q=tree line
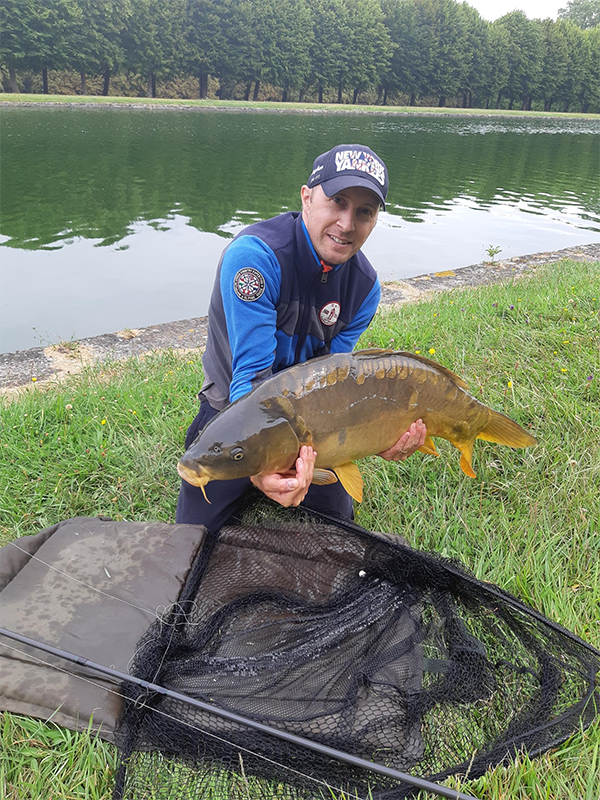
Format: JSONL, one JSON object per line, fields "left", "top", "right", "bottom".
{"left": 1, "top": 0, "right": 599, "bottom": 112}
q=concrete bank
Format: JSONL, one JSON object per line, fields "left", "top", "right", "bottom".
{"left": 1, "top": 242, "right": 598, "bottom": 393}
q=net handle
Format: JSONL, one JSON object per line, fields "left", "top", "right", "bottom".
{"left": 0, "top": 625, "right": 479, "bottom": 800}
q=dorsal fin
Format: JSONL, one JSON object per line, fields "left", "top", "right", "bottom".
{"left": 354, "top": 349, "right": 469, "bottom": 390}
{"left": 353, "top": 347, "right": 396, "bottom": 356}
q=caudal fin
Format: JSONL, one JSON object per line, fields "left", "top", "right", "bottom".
{"left": 478, "top": 410, "right": 537, "bottom": 449}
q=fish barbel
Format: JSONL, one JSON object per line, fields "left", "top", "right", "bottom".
{"left": 177, "top": 349, "right": 537, "bottom": 503}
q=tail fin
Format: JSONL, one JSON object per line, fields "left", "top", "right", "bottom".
{"left": 478, "top": 410, "right": 537, "bottom": 449}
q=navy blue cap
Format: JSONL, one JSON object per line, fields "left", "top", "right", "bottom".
{"left": 307, "top": 144, "right": 389, "bottom": 209}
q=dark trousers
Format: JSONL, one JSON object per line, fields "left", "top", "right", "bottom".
{"left": 175, "top": 400, "right": 354, "bottom": 531}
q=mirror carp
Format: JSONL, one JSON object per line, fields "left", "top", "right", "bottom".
{"left": 177, "top": 349, "right": 537, "bottom": 503}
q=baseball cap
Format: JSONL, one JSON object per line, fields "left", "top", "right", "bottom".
{"left": 306, "top": 144, "right": 389, "bottom": 209}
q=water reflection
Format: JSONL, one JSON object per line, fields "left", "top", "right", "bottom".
{"left": 1, "top": 107, "right": 598, "bottom": 353}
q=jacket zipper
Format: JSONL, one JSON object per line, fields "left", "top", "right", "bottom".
{"left": 294, "top": 262, "right": 333, "bottom": 364}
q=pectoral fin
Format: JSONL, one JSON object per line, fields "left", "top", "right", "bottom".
{"left": 263, "top": 396, "right": 311, "bottom": 444}
{"left": 311, "top": 468, "right": 338, "bottom": 486}
{"left": 418, "top": 436, "right": 440, "bottom": 457}
{"left": 333, "top": 462, "right": 364, "bottom": 503}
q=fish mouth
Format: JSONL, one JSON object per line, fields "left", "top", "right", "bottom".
{"left": 177, "top": 461, "right": 211, "bottom": 503}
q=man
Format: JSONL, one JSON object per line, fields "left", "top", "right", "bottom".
{"left": 176, "top": 144, "right": 426, "bottom": 530}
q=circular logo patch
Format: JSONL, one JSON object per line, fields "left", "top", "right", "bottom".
{"left": 319, "top": 301, "right": 341, "bottom": 327}
{"left": 233, "top": 268, "right": 265, "bottom": 302}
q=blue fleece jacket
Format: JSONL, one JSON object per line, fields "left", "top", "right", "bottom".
{"left": 200, "top": 211, "right": 380, "bottom": 409}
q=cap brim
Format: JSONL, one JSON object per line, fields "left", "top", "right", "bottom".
{"left": 320, "top": 175, "right": 386, "bottom": 210}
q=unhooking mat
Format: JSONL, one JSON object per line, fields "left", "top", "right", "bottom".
{"left": 0, "top": 516, "right": 206, "bottom": 740}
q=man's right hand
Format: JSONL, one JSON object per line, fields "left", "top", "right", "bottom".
{"left": 250, "top": 445, "right": 317, "bottom": 507}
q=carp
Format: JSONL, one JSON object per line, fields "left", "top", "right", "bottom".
{"left": 177, "top": 349, "right": 537, "bottom": 503}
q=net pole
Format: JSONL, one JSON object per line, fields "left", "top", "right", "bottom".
{"left": 0, "top": 625, "right": 479, "bottom": 800}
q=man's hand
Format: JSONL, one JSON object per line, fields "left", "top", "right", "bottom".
{"left": 377, "top": 419, "right": 427, "bottom": 462}
{"left": 250, "top": 445, "right": 317, "bottom": 507}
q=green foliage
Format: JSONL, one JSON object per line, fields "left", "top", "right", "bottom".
{"left": 0, "top": 713, "right": 117, "bottom": 799}
{"left": 184, "top": 0, "right": 230, "bottom": 95}
{"left": 69, "top": 0, "right": 130, "bottom": 79}
{"left": 485, "top": 244, "right": 502, "bottom": 261}
{"left": 251, "top": 0, "right": 313, "bottom": 99}
{"left": 0, "top": 0, "right": 598, "bottom": 109}
{"left": 559, "top": 0, "right": 600, "bottom": 28}
{"left": 308, "top": 0, "right": 347, "bottom": 99}
{"left": 335, "top": 0, "right": 392, "bottom": 102}
{"left": 493, "top": 11, "right": 545, "bottom": 109}
{"left": 124, "top": 0, "right": 187, "bottom": 95}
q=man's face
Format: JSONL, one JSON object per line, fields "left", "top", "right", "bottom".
{"left": 300, "top": 184, "right": 380, "bottom": 266}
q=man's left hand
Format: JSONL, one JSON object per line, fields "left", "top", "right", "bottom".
{"left": 377, "top": 419, "right": 427, "bottom": 462}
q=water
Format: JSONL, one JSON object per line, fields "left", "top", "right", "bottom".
{"left": 1, "top": 106, "right": 598, "bottom": 354}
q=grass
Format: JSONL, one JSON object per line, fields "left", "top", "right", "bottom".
{"left": 0, "top": 713, "right": 117, "bottom": 799}
{"left": 0, "top": 258, "right": 598, "bottom": 798}
{"left": 1, "top": 92, "right": 598, "bottom": 119}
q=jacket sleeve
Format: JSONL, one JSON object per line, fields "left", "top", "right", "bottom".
{"left": 329, "top": 278, "right": 381, "bottom": 354}
{"left": 219, "top": 235, "right": 282, "bottom": 403}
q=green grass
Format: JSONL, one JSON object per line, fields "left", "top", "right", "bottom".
{"left": 1, "top": 92, "right": 597, "bottom": 119}
{"left": 0, "top": 713, "right": 117, "bottom": 799}
{"left": 1, "top": 258, "right": 598, "bottom": 798}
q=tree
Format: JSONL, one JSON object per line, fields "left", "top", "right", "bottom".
{"left": 307, "top": 0, "right": 346, "bottom": 102}
{"left": 206, "top": 0, "right": 261, "bottom": 100}
{"left": 184, "top": 0, "right": 230, "bottom": 98}
{"left": 380, "top": 0, "right": 433, "bottom": 105}
{"left": 249, "top": 0, "right": 313, "bottom": 102}
{"left": 535, "top": 16, "right": 592, "bottom": 112}
{"left": 0, "top": 0, "right": 80, "bottom": 93}
{"left": 0, "top": 0, "right": 39, "bottom": 91}
{"left": 455, "top": 2, "right": 490, "bottom": 108}
{"left": 578, "top": 24, "right": 600, "bottom": 111}
{"left": 486, "top": 22, "right": 510, "bottom": 108}
{"left": 68, "top": 0, "right": 130, "bottom": 95}
{"left": 558, "top": 0, "right": 600, "bottom": 28}
{"left": 493, "top": 11, "right": 544, "bottom": 110}
{"left": 539, "top": 19, "right": 573, "bottom": 110}
{"left": 124, "top": 0, "right": 186, "bottom": 97}
{"left": 39, "top": 0, "right": 82, "bottom": 93}
{"left": 334, "top": 0, "right": 392, "bottom": 104}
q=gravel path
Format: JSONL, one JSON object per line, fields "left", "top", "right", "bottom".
{"left": 2, "top": 242, "right": 598, "bottom": 393}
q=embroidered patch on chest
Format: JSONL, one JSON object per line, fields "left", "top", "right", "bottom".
{"left": 233, "top": 268, "right": 266, "bottom": 301}
{"left": 320, "top": 301, "right": 341, "bottom": 326}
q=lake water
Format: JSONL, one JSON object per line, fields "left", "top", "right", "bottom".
{"left": 1, "top": 106, "right": 599, "bottom": 354}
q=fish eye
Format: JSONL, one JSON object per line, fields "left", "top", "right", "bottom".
{"left": 230, "top": 447, "right": 245, "bottom": 461}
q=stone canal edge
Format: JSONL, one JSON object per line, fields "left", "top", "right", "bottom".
{"left": 2, "top": 242, "right": 599, "bottom": 394}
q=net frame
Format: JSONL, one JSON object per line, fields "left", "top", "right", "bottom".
{"left": 110, "top": 501, "right": 599, "bottom": 799}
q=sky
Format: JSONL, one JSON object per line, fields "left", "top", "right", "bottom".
{"left": 466, "top": 0, "right": 564, "bottom": 21}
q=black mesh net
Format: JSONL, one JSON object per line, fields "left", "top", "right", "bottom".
{"left": 113, "top": 498, "right": 600, "bottom": 799}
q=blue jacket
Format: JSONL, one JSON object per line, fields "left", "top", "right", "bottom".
{"left": 201, "top": 211, "right": 380, "bottom": 409}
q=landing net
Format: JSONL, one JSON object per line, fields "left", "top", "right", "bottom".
{"left": 113, "top": 500, "right": 599, "bottom": 799}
